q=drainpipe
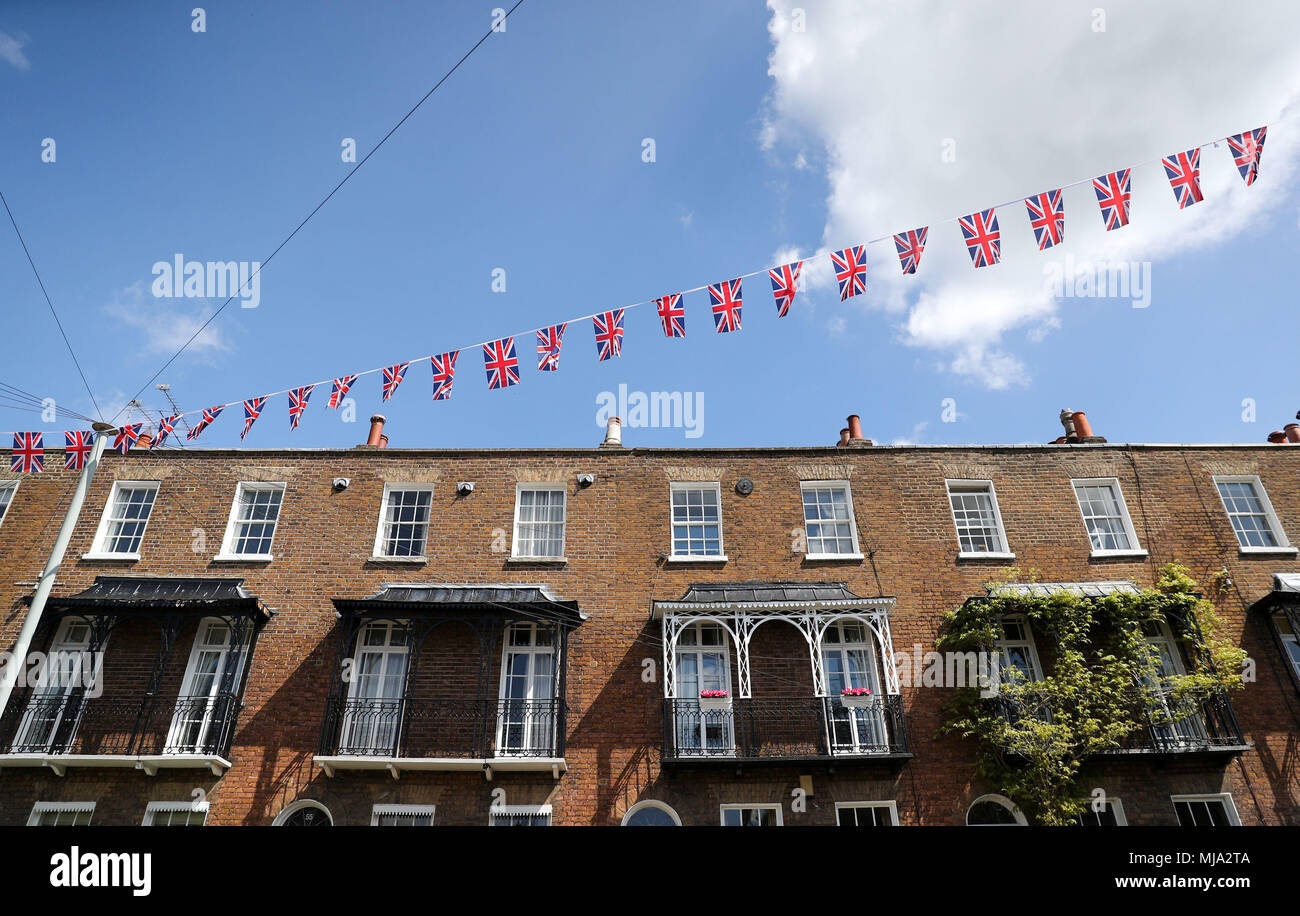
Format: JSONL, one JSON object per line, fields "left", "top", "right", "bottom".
{"left": 0, "top": 421, "right": 113, "bottom": 723}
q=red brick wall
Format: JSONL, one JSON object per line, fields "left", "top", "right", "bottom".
{"left": 0, "top": 442, "right": 1297, "bottom": 826}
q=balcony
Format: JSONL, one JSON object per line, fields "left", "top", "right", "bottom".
{"left": 319, "top": 697, "right": 562, "bottom": 764}
{"left": 0, "top": 692, "right": 240, "bottom": 776}
{"left": 662, "top": 695, "right": 911, "bottom": 765}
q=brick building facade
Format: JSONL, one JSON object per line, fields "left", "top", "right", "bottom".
{"left": 0, "top": 420, "right": 1297, "bottom": 826}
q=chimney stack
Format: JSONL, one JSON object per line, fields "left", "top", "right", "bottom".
{"left": 600, "top": 416, "right": 623, "bottom": 448}
{"left": 365, "top": 414, "right": 387, "bottom": 448}
{"left": 1055, "top": 409, "right": 1105, "bottom": 444}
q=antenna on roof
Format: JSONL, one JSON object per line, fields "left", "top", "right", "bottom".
{"left": 155, "top": 384, "right": 192, "bottom": 431}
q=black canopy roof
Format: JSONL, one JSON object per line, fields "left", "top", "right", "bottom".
{"left": 36, "top": 576, "right": 267, "bottom": 619}
{"left": 333, "top": 584, "right": 585, "bottom": 626}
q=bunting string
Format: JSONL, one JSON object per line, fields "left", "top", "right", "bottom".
{"left": 1, "top": 126, "right": 1269, "bottom": 463}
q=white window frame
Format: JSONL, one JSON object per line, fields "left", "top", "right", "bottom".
{"left": 668, "top": 482, "right": 726, "bottom": 561}
{"left": 272, "top": 799, "right": 333, "bottom": 826}
{"left": 834, "top": 801, "right": 898, "bottom": 826}
{"left": 215, "top": 481, "right": 286, "bottom": 561}
{"left": 620, "top": 800, "right": 682, "bottom": 826}
{"left": 1212, "top": 475, "right": 1294, "bottom": 554}
{"left": 0, "top": 480, "right": 18, "bottom": 527}
{"left": 1074, "top": 797, "right": 1127, "bottom": 826}
{"left": 1276, "top": 614, "right": 1300, "bottom": 684}
{"left": 719, "top": 803, "right": 783, "bottom": 826}
{"left": 495, "top": 622, "right": 558, "bottom": 757}
{"left": 1171, "top": 793, "right": 1241, "bottom": 826}
{"left": 1071, "top": 477, "right": 1145, "bottom": 557}
{"left": 800, "top": 480, "right": 864, "bottom": 560}
{"left": 165, "top": 618, "right": 248, "bottom": 754}
{"left": 994, "top": 615, "right": 1044, "bottom": 684}
{"left": 371, "top": 804, "right": 437, "bottom": 826}
{"left": 142, "top": 801, "right": 209, "bottom": 826}
{"left": 488, "top": 804, "right": 552, "bottom": 826}
{"left": 945, "top": 479, "right": 1014, "bottom": 559}
{"left": 27, "top": 801, "right": 95, "bottom": 826}
{"left": 965, "top": 794, "right": 1027, "bottom": 826}
{"left": 371, "top": 484, "right": 435, "bottom": 561}
{"left": 85, "top": 480, "right": 160, "bottom": 560}
{"left": 510, "top": 483, "right": 567, "bottom": 560}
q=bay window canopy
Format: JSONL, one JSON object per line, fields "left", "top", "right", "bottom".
{"left": 33, "top": 575, "right": 268, "bottom": 620}
{"left": 332, "top": 583, "right": 585, "bottom": 627}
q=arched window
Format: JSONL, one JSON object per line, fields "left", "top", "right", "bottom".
{"left": 274, "top": 799, "right": 333, "bottom": 826}
{"left": 965, "top": 794, "right": 1026, "bottom": 826}
{"left": 621, "top": 800, "right": 682, "bottom": 826}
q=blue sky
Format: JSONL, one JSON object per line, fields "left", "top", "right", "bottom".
{"left": 2, "top": 1, "right": 1298, "bottom": 450}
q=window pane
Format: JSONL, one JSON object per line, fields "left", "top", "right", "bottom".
{"left": 103, "top": 486, "right": 157, "bottom": 554}
{"left": 949, "top": 485, "right": 1005, "bottom": 553}
{"left": 380, "top": 490, "right": 432, "bottom": 556}
{"left": 672, "top": 487, "right": 723, "bottom": 556}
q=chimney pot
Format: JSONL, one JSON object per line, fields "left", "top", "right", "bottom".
{"left": 847, "top": 415, "right": 865, "bottom": 441}
{"left": 1268, "top": 431, "right": 1288, "bottom": 444}
{"left": 135, "top": 432, "right": 153, "bottom": 449}
{"left": 600, "top": 416, "right": 623, "bottom": 448}
{"left": 1071, "top": 410, "right": 1094, "bottom": 439}
{"left": 1285, "top": 423, "right": 1300, "bottom": 444}
{"left": 836, "top": 428, "right": 851, "bottom": 447}
{"left": 366, "top": 414, "right": 387, "bottom": 447}
{"left": 1059, "top": 409, "right": 1076, "bottom": 438}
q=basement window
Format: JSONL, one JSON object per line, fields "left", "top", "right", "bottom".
{"left": 28, "top": 802, "right": 94, "bottom": 826}
{"left": 835, "top": 802, "right": 897, "bottom": 826}
{"left": 372, "top": 804, "right": 436, "bottom": 826}
{"left": 489, "top": 804, "right": 551, "bottom": 826}
{"left": 1172, "top": 794, "right": 1240, "bottom": 826}
{"left": 720, "top": 804, "right": 783, "bottom": 826}
{"left": 143, "top": 801, "right": 209, "bottom": 826}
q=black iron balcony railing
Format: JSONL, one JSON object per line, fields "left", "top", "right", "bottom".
{"left": 662, "top": 695, "right": 910, "bottom": 763}
{"left": 318, "top": 696, "right": 564, "bottom": 759}
{"left": 0, "top": 692, "right": 240, "bottom": 757}
{"left": 993, "top": 686, "right": 1246, "bottom": 755}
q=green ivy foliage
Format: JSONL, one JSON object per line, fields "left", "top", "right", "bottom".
{"left": 937, "top": 564, "right": 1246, "bottom": 825}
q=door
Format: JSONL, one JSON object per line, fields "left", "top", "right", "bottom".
{"left": 165, "top": 619, "right": 246, "bottom": 754}
{"left": 674, "top": 622, "right": 734, "bottom": 755}
{"left": 339, "top": 622, "right": 409, "bottom": 755}
{"left": 496, "top": 623, "right": 557, "bottom": 756}
{"left": 1142, "top": 620, "right": 1207, "bottom": 747}
{"left": 821, "top": 620, "right": 887, "bottom": 753}
{"left": 13, "top": 618, "right": 96, "bottom": 752}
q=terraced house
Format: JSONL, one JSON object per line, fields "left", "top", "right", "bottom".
{"left": 0, "top": 412, "right": 1297, "bottom": 826}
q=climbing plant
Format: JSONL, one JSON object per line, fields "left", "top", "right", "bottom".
{"left": 937, "top": 564, "right": 1246, "bottom": 826}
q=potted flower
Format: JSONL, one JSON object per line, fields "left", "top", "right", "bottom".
{"left": 699, "top": 689, "right": 731, "bottom": 711}
{"left": 840, "top": 686, "right": 873, "bottom": 708}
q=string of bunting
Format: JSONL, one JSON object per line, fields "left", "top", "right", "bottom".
{"left": 5, "top": 126, "right": 1268, "bottom": 472}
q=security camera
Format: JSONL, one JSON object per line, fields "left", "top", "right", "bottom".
{"left": 332, "top": 478, "right": 350, "bottom": 491}
{"left": 457, "top": 481, "right": 475, "bottom": 496}
{"left": 577, "top": 474, "right": 595, "bottom": 488}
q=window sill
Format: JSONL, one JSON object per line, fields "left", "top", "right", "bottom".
{"left": 803, "top": 552, "right": 865, "bottom": 562}
{"left": 505, "top": 556, "right": 568, "bottom": 565}
{"left": 81, "top": 552, "right": 140, "bottom": 562}
{"left": 957, "top": 551, "right": 1016, "bottom": 561}
{"left": 1089, "top": 549, "right": 1149, "bottom": 559}
{"left": 1238, "top": 546, "right": 1299, "bottom": 557}
{"left": 665, "top": 554, "right": 728, "bottom": 564}
{"left": 367, "top": 555, "right": 428, "bottom": 565}
{"left": 212, "top": 553, "right": 274, "bottom": 563}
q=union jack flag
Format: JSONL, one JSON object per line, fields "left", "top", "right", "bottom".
{"left": 288, "top": 385, "right": 314, "bottom": 430}
{"left": 64, "top": 431, "right": 93, "bottom": 471}
{"left": 708, "top": 279, "right": 743, "bottom": 333}
{"left": 241, "top": 397, "right": 265, "bottom": 440}
{"left": 483, "top": 338, "right": 520, "bottom": 390}
{"left": 1162, "top": 149, "right": 1203, "bottom": 209}
{"left": 1227, "top": 127, "right": 1266, "bottom": 186}
{"left": 593, "top": 310, "right": 626, "bottom": 360}
{"left": 1024, "top": 191, "right": 1064, "bottom": 250}
{"left": 11, "top": 432, "right": 43, "bottom": 473}
{"left": 382, "top": 363, "right": 409, "bottom": 401}
{"left": 152, "top": 414, "right": 178, "bottom": 449}
{"left": 431, "top": 351, "right": 458, "bottom": 400}
{"left": 892, "top": 228, "right": 928, "bottom": 275}
{"left": 112, "top": 423, "right": 141, "bottom": 455}
{"left": 536, "top": 323, "right": 567, "bottom": 371}
{"left": 186, "top": 405, "right": 225, "bottom": 441}
{"left": 830, "top": 246, "right": 867, "bottom": 300}
{"left": 1093, "top": 169, "right": 1131, "bottom": 230}
{"left": 655, "top": 294, "right": 685, "bottom": 338}
{"left": 768, "top": 262, "right": 801, "bottom": 317}
{"left": 959, "top": 208, "right": 1001, "bottom": 268}
{"left": 328, "top": 374, "right": 358, "bottom": 409}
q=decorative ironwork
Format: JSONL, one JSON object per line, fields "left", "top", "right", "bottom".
{"left": 320, "top": 696, "right": 562, "bottom": 758}
{"left": 662, "top": 695, "right": 909, "bottom": 762}
{"left": 0, "top": 691, "right": 240, "bottom": 757}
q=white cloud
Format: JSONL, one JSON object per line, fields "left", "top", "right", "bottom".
{"left": 0, "top": 31, "right": 30, "bottom": 70}
{"left": 105, "top": 281, "right": 230, "bottom": 360}
{"left": 763, "top": 0, "right": 1300, "bottom": 387}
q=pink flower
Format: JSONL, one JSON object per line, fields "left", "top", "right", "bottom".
{"left": 841, "top": 687, "right": 873, "bottom": 696}
{"left": 700, "top": 689, "right": 729, "bottom": 698}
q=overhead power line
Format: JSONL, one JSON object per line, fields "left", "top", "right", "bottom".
{"left": 111, "top": 0, "right": 529, "bottom": 423}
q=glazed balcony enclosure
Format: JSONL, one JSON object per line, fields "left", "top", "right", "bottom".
{"left": 0, "top": 577, "right": 266, "bottom": 776}
{"left": 315, "top": 585, "right": 584, "bottom": 779}
{"left": 656, "top": 582, "right": 911, "bottom": 766}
